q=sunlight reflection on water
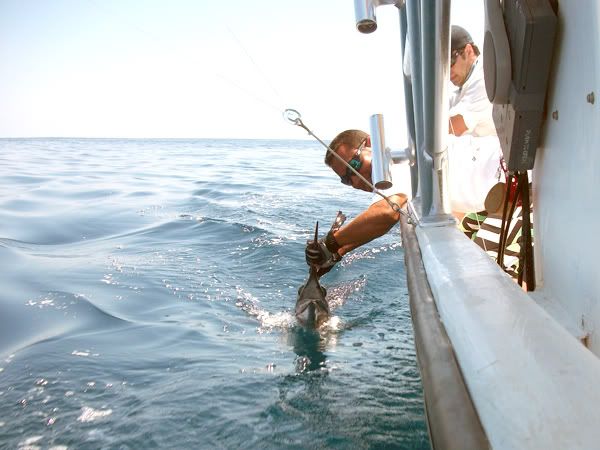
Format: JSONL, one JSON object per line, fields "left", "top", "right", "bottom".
{"left": 0, "top": 138, "right": 428, "bottom": 449}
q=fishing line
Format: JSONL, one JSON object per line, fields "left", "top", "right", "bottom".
{"left": 215, "top": 72, "right": 283, "bottom": 113}
{"left": 225, "top": 25, "right": 285, "bottom": 109}
{"left": 225, "top": 26, "right": 409, "bottom": 222}
{"left": 84, "top": 1, "right": 409, "bottom": 223}
{"left": 283, "top": 109, "right": 410, "bottom": 221}
{"left": 86, "top": 0, "right": 287, "bottom": 116}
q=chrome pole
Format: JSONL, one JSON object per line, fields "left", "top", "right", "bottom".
{"left": 369, "top": 114, "right": 393, "bottom": 189}
{"left": 405, "top": 0, "right": 433, "bottom": 217}
{"left": 420, "top": 0, "right": 453, "bottom": 220}
{"left": 354, "top": 0, "right": 403, "bottom": 34}
{"left": 397, "top": 2, "right": 419, "bottom": 198}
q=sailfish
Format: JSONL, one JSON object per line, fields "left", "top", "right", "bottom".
{"left": 295, "top": 222, "right": 330, "bottom": 328}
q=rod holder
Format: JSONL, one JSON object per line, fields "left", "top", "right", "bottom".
{"left": 391, "top": 148, "right": 410, "bottom": 164}
{"left": 369, "top": 114, "right": 393, "bottom": 190}
{"left": 354, "top": 0, "right": 401, "bottom": 34}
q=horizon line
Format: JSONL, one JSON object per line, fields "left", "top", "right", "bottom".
{"left": 0, "top": 136, "right": 317, "bottom": 141}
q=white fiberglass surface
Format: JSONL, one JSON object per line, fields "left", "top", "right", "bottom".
{"left": 417, "top": 225, "right": 600, "bottom": 450}
{"left": 534, "top": 0, "right": 600, "bottom": 354}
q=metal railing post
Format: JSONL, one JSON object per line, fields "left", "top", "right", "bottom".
{"left": 420, "top": 0, "right": 453, "bottom": 222}
{"left": 405, "top": 0, "right": 433, "bottom": 217}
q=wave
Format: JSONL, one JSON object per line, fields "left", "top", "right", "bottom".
{"left": 103, "top": 215, "right": 269, "bottom": 247}
{"left": 0, "top": 290, "right": 130, "bottom": 357}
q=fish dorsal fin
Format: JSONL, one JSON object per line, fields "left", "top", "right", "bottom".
{"left": 309, "top": 221, "right": 320, "bottom": 276}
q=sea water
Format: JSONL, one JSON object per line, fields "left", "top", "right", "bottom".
{"left": 0, "top": 138, "right": 429, "bottom": 449}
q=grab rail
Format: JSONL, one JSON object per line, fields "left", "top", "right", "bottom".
{"left": 357, "top": 0, "right": 454, "bottom": 223}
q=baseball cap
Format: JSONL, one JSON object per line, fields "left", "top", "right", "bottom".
{"left": 451, "top": 25, "right": 473, "bottom": 52}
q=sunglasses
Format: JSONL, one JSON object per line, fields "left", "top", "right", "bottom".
{"left": 340, "top": 138, "right": 367, "bottom": 185}
{"left": 450, "top": 47, "right": 466, "bottom": 66}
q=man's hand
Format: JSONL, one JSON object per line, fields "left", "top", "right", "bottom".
{"left": 449, "top": 114, "right": 467, "bottom": 136}
{"left": 305, "top": 239, "right": 340, "bottom": 277}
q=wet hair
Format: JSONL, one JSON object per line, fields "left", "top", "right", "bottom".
{"left": 325, "top": 129, "right": 368, "bottom": 166}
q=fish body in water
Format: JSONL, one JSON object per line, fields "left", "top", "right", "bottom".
{"left": 296, "top": 221, "right": 331, "bottom": 328}
{"left": 295, "top": 265, "right": 329, "bottom": 328}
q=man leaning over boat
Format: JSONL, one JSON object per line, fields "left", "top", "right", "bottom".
{"left": 305, "top": 130, "right": 412, "bottom": 277}
{"left": 306, "top": 25, "right": 530, "bottom": 282}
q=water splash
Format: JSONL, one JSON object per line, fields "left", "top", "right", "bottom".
{"left": 77, "top": 406, "right": 113, "bottom": 423}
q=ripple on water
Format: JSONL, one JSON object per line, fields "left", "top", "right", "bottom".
{"left": 0, "top": 139, "right": 427, "bottom": 449}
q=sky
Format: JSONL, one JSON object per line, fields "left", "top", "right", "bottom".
{"left": 0, "top": 0, "right": 483, "bottom": 143}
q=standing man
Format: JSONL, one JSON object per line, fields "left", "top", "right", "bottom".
{"left": 447, "top": 25, "right": 528, "bottom": 281}
{"left": 446, "top": 25, "right": 503, "bottom": 217}
{"left": 305, "top": 130, "right": 412, "bottom": 277}
{"left": 448, "top": 25, "right": 496, "bottom": 138}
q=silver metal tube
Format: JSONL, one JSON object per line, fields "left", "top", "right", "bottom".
{"left": 369, "top": 114, "right": 393, "bottom": 189}
{"left": 391, "top": 148, "right": 410, "bottom": 164}
{"left": 354, "top": 0, "right": 378, "bottom": 33}
{"left": 354, "top": 0, "right": 403, "bottom": 34}
{"left": 432, "top": 0, "right": 452, "bottom": 216}
{"left": 398, "top": 3, "right": 419, "bottom": 198}
{"left": 420, "top": 0, "right": 452, "bottom": 218}
{"left": 431, "top": 1, "right": 450, "bottom": 161}
{"left": 406, "top": 0, "right": 433, "bottom": 216}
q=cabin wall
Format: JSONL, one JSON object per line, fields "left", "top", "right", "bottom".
{"left": 534, "top": 0, "right": 600, "bottom": 355}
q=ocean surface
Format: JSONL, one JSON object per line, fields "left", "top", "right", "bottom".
{"left": 0, "top": 138, "right": 429, "bottom": 449}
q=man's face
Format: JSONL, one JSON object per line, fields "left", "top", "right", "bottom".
{"left": 330, "top": 142, "right": 372, "bottom": 192}
{"left": 449, "top": 45, "right": 472, "bottom": 87}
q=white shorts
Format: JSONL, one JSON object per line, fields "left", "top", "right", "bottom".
{"left": 447, "top": 135, "right": 503, "bottom": 213}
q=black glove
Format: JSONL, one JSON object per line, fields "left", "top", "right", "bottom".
{"left": 305, "top": 211, "right": 345, "bottom": 277}
{"left": 305, "top": 236, "right": 341, "bottom": 277}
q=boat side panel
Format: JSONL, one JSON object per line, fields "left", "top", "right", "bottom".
{"left": 534, "top": 0, "right": 600, "bottom": 353}
{"left": 416, "top": 224, "right": 600, "bottom": 450}
{"left": 400, "top": 216, "right": 490, "bottom": 450}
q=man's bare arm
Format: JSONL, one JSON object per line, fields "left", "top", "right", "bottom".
{"left": 332, "top": 194, "right": 407, "bottom": 257}
{"left": 449, "top": 114, "right": 468, "bottom": 136}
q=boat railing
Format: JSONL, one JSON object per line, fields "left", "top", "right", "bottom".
{"left": 354, "top": 2, "right": 491, "bottom": 449}
{"left": 356, "top": 0, "right": 454, "bottom": 225}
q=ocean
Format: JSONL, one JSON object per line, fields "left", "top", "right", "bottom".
{"left": 0, "top": 138, "right": 429, "bottom": 449}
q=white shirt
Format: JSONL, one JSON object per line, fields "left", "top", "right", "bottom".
{"left": 370, "top": 162, "right": 412, "bottom": 205}
{"left": 448, "top": 56, "right": 503, "bottom": 212}
{"left": 448, "top": 57, "right": 496, "bottom": 138}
